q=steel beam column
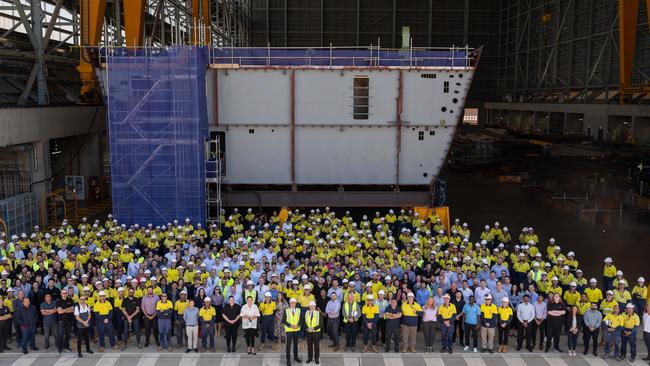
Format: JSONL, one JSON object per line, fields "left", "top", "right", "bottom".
{"left": 124, "top": 0, "right": 145, "bottom": 47}
{"left": 618, "top": 0, "right": 639, "bottom": 102}
{"left": 192, "top": 0, "right": 211, "bottom": 45}
{"left": 30, "top": 0, "right": 48, "bottom": 105}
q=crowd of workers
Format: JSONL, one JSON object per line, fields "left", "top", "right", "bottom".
{"left": 0, "top": 208, "right": 648, "bottom": 366}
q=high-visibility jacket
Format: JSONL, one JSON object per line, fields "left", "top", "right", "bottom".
{"left": 284, "top": 308, "right": 301, "bottom": 332}
{"left": 342, "top": 302, "right": 359, "bottom": 323}
{"left": 304, "top": 310, "right": 321, "bottom": 332}
{"left": 244, "top": 289, "right": 257, "bottom": 303}
{"left": 531, "top": 270, "right": 543, "bottom": 283}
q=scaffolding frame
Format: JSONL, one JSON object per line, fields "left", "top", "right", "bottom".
{"left": 205, "top": 134, "right": 222, "bottom": 227}
{"left": 497, "top": 0, "right": 650, "bottom": 104}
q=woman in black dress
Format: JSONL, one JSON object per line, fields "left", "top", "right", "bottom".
{"left": 222, "top": 296, "right": 241, "bottom": 352}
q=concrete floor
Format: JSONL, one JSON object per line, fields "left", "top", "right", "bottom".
{"left": 2, "top": 349, "right": 649, "bottom": 366}
{"left": 3, "top": 328, "right": 648, "bottom": 366}
{"left": 443, "top": 169, "right": 650, "bottom": 281}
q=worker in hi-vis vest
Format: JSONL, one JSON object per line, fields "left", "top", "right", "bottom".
{"left": 282, "top": 298, "right": 302, "bottom": 366}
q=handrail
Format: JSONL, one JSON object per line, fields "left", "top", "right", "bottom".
{"left": 210, "top": 46, "right": 477, "bottom": 69}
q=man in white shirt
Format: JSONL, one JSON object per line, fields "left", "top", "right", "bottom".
{"left": 516, "top": 294, "right": 535, "bottom": 352}
{"left": 474, "top": 280, "right": 491, "bottom": 305}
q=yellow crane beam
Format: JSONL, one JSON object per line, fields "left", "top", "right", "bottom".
{"left": 618, "top": 0, "right": 650, "bottom": 102}
{"left": 124, "top": 0, "right": 146, "bottom": 47}
{"left": 76, "top": 0, "right": 105, "bottom": 104}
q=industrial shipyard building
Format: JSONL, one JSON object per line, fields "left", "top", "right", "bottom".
{"left": 0, "top": 0, "right": 649, "bottom": 364}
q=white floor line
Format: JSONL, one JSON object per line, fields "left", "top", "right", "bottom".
{"left": 178, "top": 353, "right": 200, "bottom": 366}
{"left": 53, "top": 354, "right": 78, "bottom": 366}
{"left": 95, "top": 354, "right": 121, "bottom": 366}
{"left": 10, "top": 354, "right": 40, "bottom": 366}
{"left": 262, "top": 352, "right": 278, "bottom": 366}
{"left": 135, "top": 353, "right": 160, "bottom": 366}
{"left": 343, "top": 354, "right": 360, "bottom": 366}
{"left": 542, "top": 353, "right": 570, "bottom": 366}
{"left": 503, "top": 354, "right": 528, "bottom": 366}
{"left": 423, "top": 354, "right": 445, "bottom": 366}
{"left": 383, "top": 354, "right": 406, "bottom": 366}
{"left": 220, "top": 354, "right": 241, "bottom": 366}
{"left": 463, "top": 354, "right": 488, "bottom": 366}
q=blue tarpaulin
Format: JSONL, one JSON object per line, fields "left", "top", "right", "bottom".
{"left": 107, "top": 46, "right": 209, "bottom": 225}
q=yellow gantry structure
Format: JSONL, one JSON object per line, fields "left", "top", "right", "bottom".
{"left": 618, "top": 0, "right": 650, "bottom": 102}
{"left": 77, "top": 0, "right": 105, "bottom": 104}
{"left": 77, "top": 0, "right": 213, "bottom": 103}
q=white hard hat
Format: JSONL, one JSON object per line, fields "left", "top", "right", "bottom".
{"left": 264, "top": 292, "right": 272, "bottom": 297}
{"left": 309, "top": 301, "right": 316, "bottom": 307}
{"left": 502, "top": 297, "right": 509, "bottom": 303}
{"left": 289, "top": 298, "right": 297, "bottom": 303}
{"left": 604, "top": 257, "right": 612, "bottom": 263}
{"left": 638, "top": 277, "right": 645, "bottom": 283}
{"left": 551, "top": 276, "right": 559, "bottom": 281}
{"left": 589, "top": 278, "right": 597, "bottom": 283}
{"left": 98, "top": 291, "right": 106, "bottom": 296}
{"left": 569, "top": 282, "right": 577, "bottom": 287}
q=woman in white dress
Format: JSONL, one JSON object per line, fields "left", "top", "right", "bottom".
{"left": 240, "top": 295, "right": 261, "bottom": 354}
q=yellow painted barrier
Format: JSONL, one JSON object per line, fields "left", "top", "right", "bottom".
{"left": 414, "top": 206, "right": 451, "bottom": 234}
{"left": 414, "top": 207, "right": 432, "bottom": 219}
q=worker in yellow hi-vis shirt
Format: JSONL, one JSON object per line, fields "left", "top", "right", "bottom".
{"left": 620, "top": 303, "right": 640, "bottom": 361}
{"left": 93, "top": 291, "right": 116, "bottom": 351}
{"left": 602, "top": 304, "right": 623, "bottom": 359}
{"left": 438, "top": 294, "right": 457, "bottom": 353}
{"left": 631, "top": 277, "right": 647, "bottom": 317}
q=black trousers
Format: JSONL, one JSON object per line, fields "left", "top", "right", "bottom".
{"left": 56, "top": 321, "right": 72, "bottom": 351}
{"left": 344, "top": 322, "right": 357, "bottom": 347}
{"left": 244, "top": 328, "right": 256, "bottom": 348}
{"left": 286, "top": 331, "right": 300, "bottom": 361}
{"left": 306, "top": 332, "right": 320, "bottom": 361}
{"left": 517, "top": 322, "right": 532, "bottom": 349}
{"left": 464, "top": 323, "right": 478, "bottom": 348}
{"left": 546, "top": 321, "right": 562, "bottom": 350}
{"left": 224, "top": 324, "right": 239, "bottom": 349}
{"left": 531, "top": 319, "right": 545, "bottom": 346}
{"left": 143, "top": 316, "right": 159, "bottom": 346}
{"left": 0, "top": 321, "right": 8, "bottom": 348}
{"left": 453, "top": 316, "right": 464, "bottom": 344}
{"left": 583, "top": 328, "right": 599, "bottom": 353}
{"left": 498, "top": 324, "right": 510, "bottom": 346}
{"left": 377, "top": 319, "right": 386, "bottom": 344}
{"left": 386, "top": 325, "right": 400, "bottom": 351}
{"left": 77, "top": 327, "right": 91, "bottom": 354}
